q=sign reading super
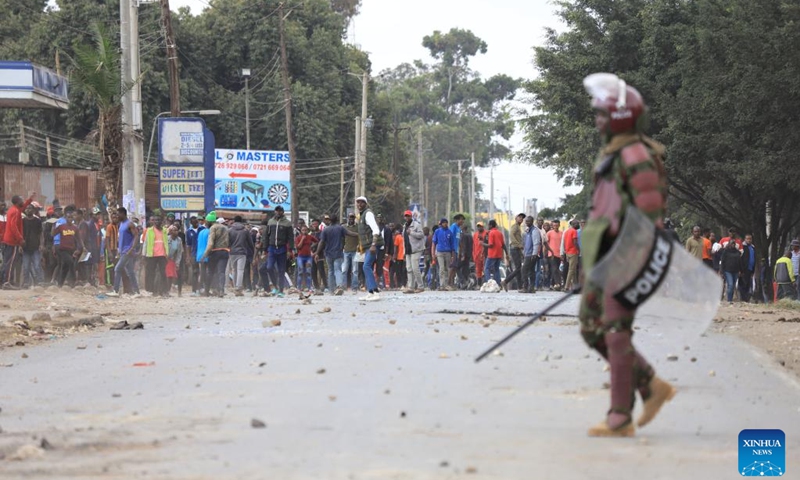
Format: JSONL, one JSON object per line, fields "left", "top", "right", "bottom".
{"left": 158, "top": 118, "right": 216, "bottom": 213}
{"left": 214, "top": 149, "right": 292, "bottom": 211}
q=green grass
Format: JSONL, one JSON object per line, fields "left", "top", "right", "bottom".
{"left": 774, "top": 298, "right": 800, "bottom": 311}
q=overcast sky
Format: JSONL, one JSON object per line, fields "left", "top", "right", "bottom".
{"left": 173, "top": 0, "right": 581, "bottom": 212}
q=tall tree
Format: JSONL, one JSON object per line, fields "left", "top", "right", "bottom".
{"left": 377, "top": 29, "right": 518, "bottom": 220}
{"left": 67, "top": 22, "right": 131, "bottom": 206}
{"left": 521, "top": 0, "right": 800, "bottom": 262}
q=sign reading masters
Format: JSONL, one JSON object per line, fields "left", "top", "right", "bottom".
{"left": 214, "top": 149, "right": 291, "bottom": 211}
{"left": 158, "top": 118, "right": 216, "bottom": 213}
{"left": 739, "top": 429, "right": 785, "bottom": 476}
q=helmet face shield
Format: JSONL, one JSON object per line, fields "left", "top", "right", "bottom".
{"left": 584, "top": 73, "right": 645, "bottom": 135}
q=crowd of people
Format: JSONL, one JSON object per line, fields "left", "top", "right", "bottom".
{"left": 682, "top": 225, "right": 800, "bottom": 304}
{"left": 0, "top": 193, "right": 591, "bottom": 301}
{"left": 5, "top": 190, "right": 798, "bottom": 305}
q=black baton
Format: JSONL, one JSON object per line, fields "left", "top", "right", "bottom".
{"left": 475, "top": 287, "right": 581, "bottom": 363}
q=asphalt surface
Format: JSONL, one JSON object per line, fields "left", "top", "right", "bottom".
{"left": 0, "top": 290, "right": 798, "bottom": 479}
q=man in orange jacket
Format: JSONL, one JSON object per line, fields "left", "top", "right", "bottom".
{"left": 2, "top": 192, "right": 35, "bottom": 288}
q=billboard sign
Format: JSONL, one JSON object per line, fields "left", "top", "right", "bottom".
{"left": 158, "top": 117, "right": 216, "bottom": 212}
{"left": 213, "top": 148, "right": 291, "bottom": 211}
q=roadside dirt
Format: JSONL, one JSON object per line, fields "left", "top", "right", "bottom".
{"left": 712, "top": 302, "right": 800, "bottom": 378}
{"left": 0, "top": 286, "right": 175, "bottom": 360}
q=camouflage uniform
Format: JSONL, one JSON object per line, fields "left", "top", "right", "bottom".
{"left": 579, "top": 74, "right": 670, "bottom": 433}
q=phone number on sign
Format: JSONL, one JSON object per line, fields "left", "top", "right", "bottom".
{"left": 215, "top": 162, "right": 290, "bottom": 171}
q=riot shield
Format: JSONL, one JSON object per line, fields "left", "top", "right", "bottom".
{"left": 589, "top": 207, "right": 722, "bottom": 340}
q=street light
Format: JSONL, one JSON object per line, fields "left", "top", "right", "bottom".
{"left": 241, "top": 68, "right": 251, "bottom": 150}
{"left": 145, "top": 109, "right": 222, "bottom": 175}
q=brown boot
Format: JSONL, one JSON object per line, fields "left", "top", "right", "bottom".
{"left": 637, "top": 377, "right": 676, "bottom": 428}
{"left": 587, "top": 419, "right": 635, "bottom": 438}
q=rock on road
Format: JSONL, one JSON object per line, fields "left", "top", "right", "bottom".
{"left": 0, "top": 290, "right": 798, "bottom": 479}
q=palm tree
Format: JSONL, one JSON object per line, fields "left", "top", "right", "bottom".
{"left": 67, "top": 22, "right": 131, "bottom": 207}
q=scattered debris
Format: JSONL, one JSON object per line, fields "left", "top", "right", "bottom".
{"left": 538, "top": 354, "right": 549, "bottom": 362}
{"left": 295, "top": 309, "right": 301, "bottom": 314}
{"left": 465, "top": 466, "right": 478, "bottom": 474}
{"left": 320, "top": 307, "right": 332, "bottom": 313}
{"left": 72, "top": 316, "right": 105, "bottom": 328}
{"left": 112, "top": 393, "right": 122, "bottom": 398}
{"left": 30, "top": 313, "right": 52, "bottom": 323}
{"left": 389, "top": 319, "right": 397, "bottom": 325}
{"left": 317, "top": 368, "right": 326, "bottom": 374}
{"left": 666, "top": 354, "right": 679, "bottom": 361}
{"left": 708, "top": 370, "right": 716, "bottom": 377}
{"left": 440, "top": 461, "right": 450, "bottom": 467}
{"left": 251, "top": 418, "right": 267, "bottom": 429}
{"left": 258, "top": 362, "right": 267, "bottom": 367}
{"left": 110, "top": 320, "right": 143, "bottom": 330}
{"left": 460, "top": 335, "right": 468, "bottom": 340}
{"left": 40, "top": 438, "right": 54, "bottom": 451}
{"left": 602, "top": 382, "right": 611, "bottom": 389}
{"left": 7, "top": 444, "right": 44, "bottom": 461}
{"left": 400, "top": 411, "right": 407, "bottom": 418}
{"left": 551, "top": 354, "right": 563, "bottom": 360}
{"left": 439, "top": 353, "right": 450, "bottom": 359}
{"left": 21, "top": 353, "right": 28, "bottom": 359}
{"left": 133, "top": 362, "right": 155, "bottom": 367}
{"left": 384, "top": 389, "right": 391, "bottom": 395}
{"left": 777, "top": 317, "right": 800, "bottom": 323}
{"left": 691, "top": 357, "right": 697, "bottom": 363}
{"left": 328, "top": 395, "right": 337, "bottom": 402}
{"left": 77, "top": 345, "right": 87, "bottom": 350}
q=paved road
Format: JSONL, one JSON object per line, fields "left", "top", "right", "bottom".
{"left": 0, "top": 290, "right": 798, "bottom": 479}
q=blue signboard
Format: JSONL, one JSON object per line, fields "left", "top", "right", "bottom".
{"left": 158, "top": 118, "right": 216, "bottom": 212}
{"left": 214, "top": 149, "right": 291, "bottom": 211}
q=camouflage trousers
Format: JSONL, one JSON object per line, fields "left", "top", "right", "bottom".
{"left": 579, "top": 281, "right": 655, "bottom": 417}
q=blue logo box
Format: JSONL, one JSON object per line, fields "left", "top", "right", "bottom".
{"left": 739, "top": 429, "right": 785, "bottom": 476}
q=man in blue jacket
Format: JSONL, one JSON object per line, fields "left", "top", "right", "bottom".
{"left": 432, "top": 218, "right": 454, "bottom": 290}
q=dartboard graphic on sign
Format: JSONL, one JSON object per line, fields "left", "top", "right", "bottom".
{"left": 268, "top": 183, "right": 289, "bottom": 204}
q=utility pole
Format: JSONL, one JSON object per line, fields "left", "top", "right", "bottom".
{"left": 489, "top": 161, "right": 495, "bottom": 223}
{"left": 339, "top": 156, "right": 344, "bottom": 220}
{"left": 278, "top": 2, "right": 298, "bottom": 224}
{"left": 446, "top": 172, "right": 452, "bottom": 220}
{"left": 160, "top": 0, "right": 180, "bottom": 117}
{"left": 46, "top": 136, "right": 52, "bottom": 167}
{"left": 354, "top": 116, "right": 361, "bottom": 202}
{"left": 417, "top": 129, "right": 423, "bottom": 207}
{"left": 446, "top": 159, "right": 467, "bottom": 213}
{"left": 470, "top": 152, "right": 475, "bottom": 229}
{"left": 121, "top": 0, "right": 133, "bottom": 196}
{"left": 358, "top": 71, "right": 368, "bottom": 198}
{"left": 242, "top": 68, "right": 251, "bottom": 150}
{"left": 424, "top": 179, "right": 429, "bottom": 225}
{"left": 17, "top": 121, "right": 28, "bottom": 164}
{"left": 130, "top": 0, "right": 145, "bottom": 213}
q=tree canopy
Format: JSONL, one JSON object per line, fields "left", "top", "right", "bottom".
{"left": 521, "top": 0, "right": 800, "bottom": 259}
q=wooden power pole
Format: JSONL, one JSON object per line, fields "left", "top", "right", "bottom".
{"left": 279, "top": 2, "right": 299, "bottom": 224}
{"left": 160, "top": 0, "right": 180, "bottom": 117}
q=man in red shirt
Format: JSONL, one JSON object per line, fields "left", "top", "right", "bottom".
{"left": 2, "top": 193, "right": 34, "bottom": 288}
{"left": 481, "top": 219, "right": 507, "bottom": 284}
{"left": 546, "top": 220, "right": 563, "bottom": 289}
{"left": 562, "top": 220, "right": 580, "bottom": 291}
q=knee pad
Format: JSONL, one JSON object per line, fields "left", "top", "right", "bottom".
{"left": 605, "top": 330, "right": 633, "bottom": 356}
